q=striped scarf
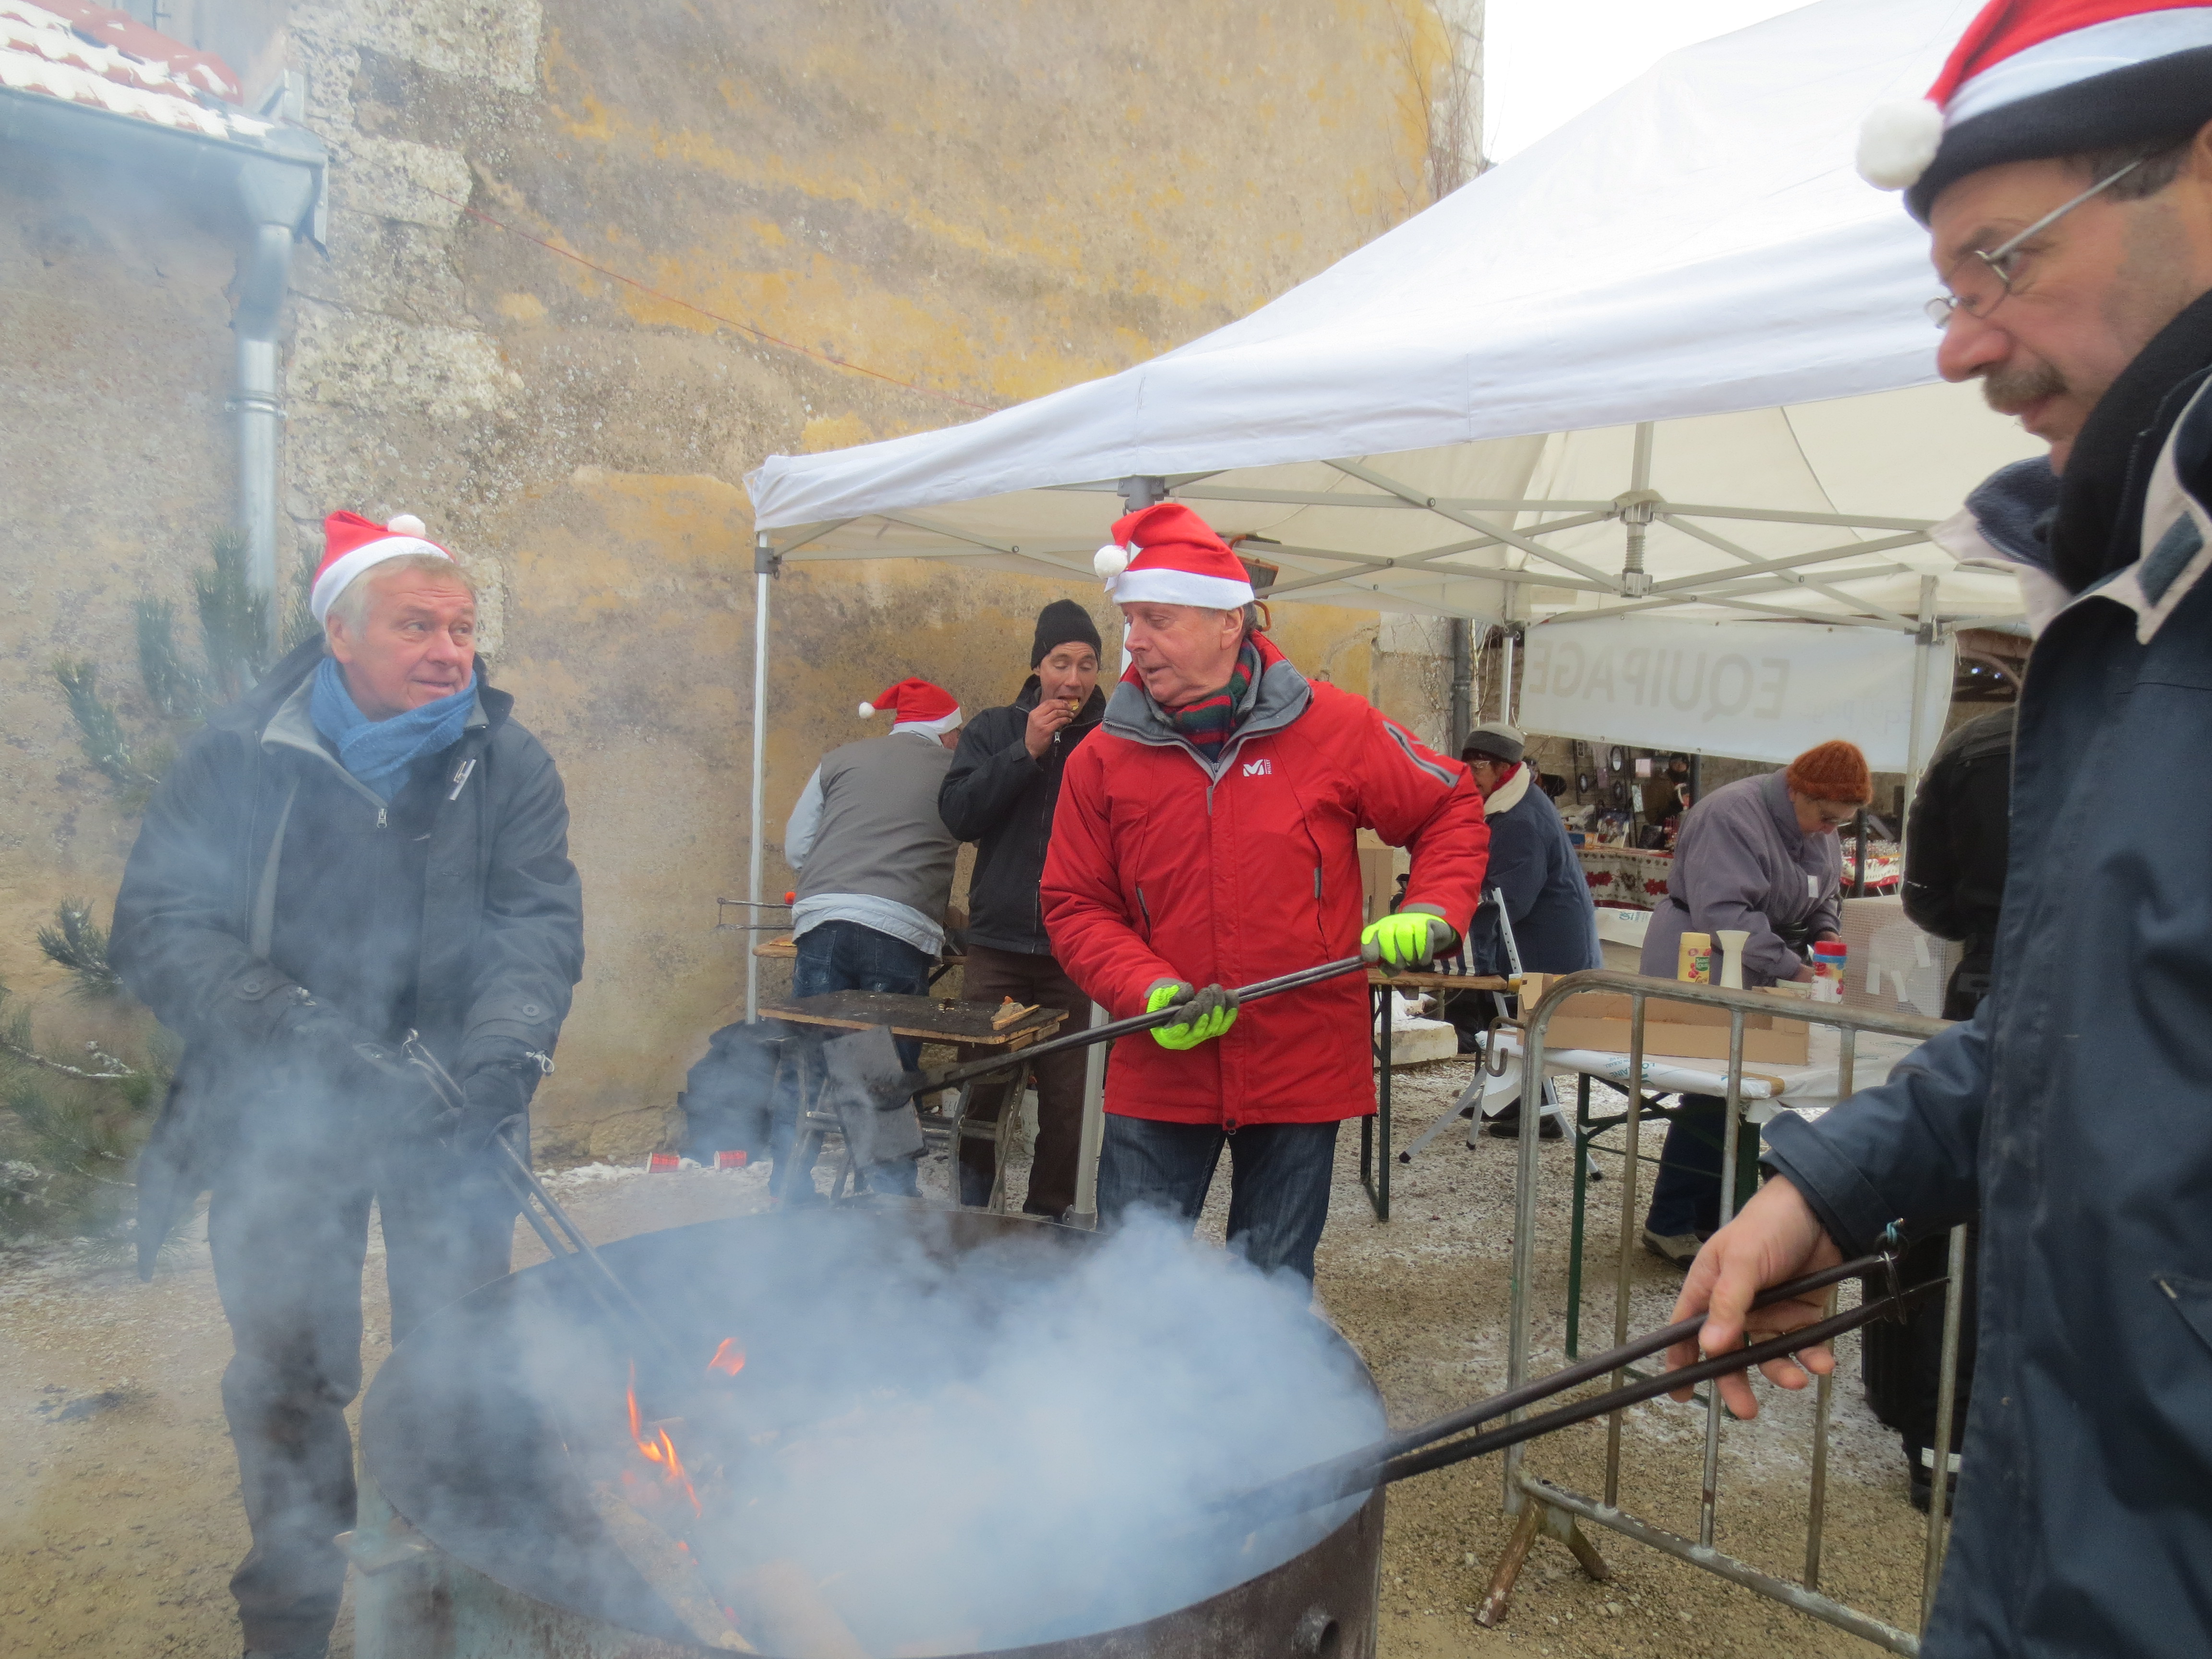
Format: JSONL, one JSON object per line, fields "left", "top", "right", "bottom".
{"left": 1163, "top": 641, "right": 1261, "bottom": 756}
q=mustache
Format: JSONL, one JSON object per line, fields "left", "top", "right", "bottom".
{"left": 1981, "top": 359, "right": 2067, "bottom": 416}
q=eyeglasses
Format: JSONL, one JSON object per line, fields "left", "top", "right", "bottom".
{"left": 1923, "top": 154, "right": 2146, "bottom": 329}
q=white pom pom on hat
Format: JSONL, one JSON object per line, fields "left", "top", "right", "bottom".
{"left": 1094, "top": 543, "right": 1131, "bottom": 580}
{"left": 385, "top": 512, "right": 427, "bottom": 536}
{"left": 858, "top": 701, "right": 876, "bottom": 717}
{"left": 1856, "top": 97, "right": 1944, "bottom": 191}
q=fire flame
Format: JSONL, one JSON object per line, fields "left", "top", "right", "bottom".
{"left": 625, "top": 1363, "right": 702, "bottom": 1516}
{"left": 707, "top": 1338, "right": 745, "bottom": 1378}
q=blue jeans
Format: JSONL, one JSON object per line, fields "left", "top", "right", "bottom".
{"left": 772, "top": 920, "right": 932, "bottom": 1200}
{"left": 1096, "top": 1115, "right": 1341, "bottom": 1282}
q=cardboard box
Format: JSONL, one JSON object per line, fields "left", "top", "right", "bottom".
{"left": 1357, "top": 834, "right": 1408, "bottom": 926}
{"left": 1518, "top": 973, "right": 1810, "bottom": 1065}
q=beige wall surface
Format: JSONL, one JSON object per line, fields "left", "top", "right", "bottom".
{"left": 0, "top": 0, "right": 1459, "bottom": 1161}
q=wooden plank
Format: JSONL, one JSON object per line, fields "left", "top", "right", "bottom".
{"left": 761, "top": 990, "right": 1065, "bottom": 1046}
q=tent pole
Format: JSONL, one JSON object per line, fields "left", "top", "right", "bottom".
{"left": 1450, "top": 619, "right": 1473, "bottom": 754}
{"left": 1071, "top": 1005, "right": 1109, "bottom": 1228}
{"left": 746, "top": 536, "right": 777, "bottom": 1024}
{"left": 1902, "top": 575, "right": 1938, "bottom": 828}
{"left": 1500, "top": 589, "right": 1518, "bottom": 726}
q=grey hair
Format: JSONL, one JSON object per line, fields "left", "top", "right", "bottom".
{"left": 324, "top": 553, "right": 477, "bottom": 637}
{"left": 2069, "top": 128, "right": 2205, "bottom": 201}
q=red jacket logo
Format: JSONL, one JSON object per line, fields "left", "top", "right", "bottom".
{"left": 1242, "top": 758, "right": 1273, "bottom": 777}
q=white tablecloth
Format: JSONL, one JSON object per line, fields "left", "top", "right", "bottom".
{"left": 1490, "top": 1024, "right": 1926, "bottom": 1123}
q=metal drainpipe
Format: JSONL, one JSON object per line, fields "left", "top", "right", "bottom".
{"left": 231, "top": 155, "right": 320, "bottom": 644}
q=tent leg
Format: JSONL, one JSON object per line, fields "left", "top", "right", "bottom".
{"left": 1070, "top": 1004, "right": 1108, "bottom": 1227}
{"left": 1902, "top": 574, "right": 1937, "bottom": 825}
{"left": 745, "top": 541, "right": 776, "bottom": 1023}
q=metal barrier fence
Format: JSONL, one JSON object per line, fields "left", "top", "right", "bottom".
{"left": 1486, "top": 970, "right": 1963, "bottom": 1654}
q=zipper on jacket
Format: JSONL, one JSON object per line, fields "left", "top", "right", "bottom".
{"left": 1136, "top": 885, "right": 1153, "bottom": 939}
{"left": 376, "top": 805, "right": 387, "bottom": 830}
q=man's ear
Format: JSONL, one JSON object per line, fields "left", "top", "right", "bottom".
{"left": 324, "top": 618, "right": 354, "bottom": 666}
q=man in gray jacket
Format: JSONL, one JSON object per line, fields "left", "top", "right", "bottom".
{"left": 776, "top": 676, "right": 963, "bottom": 1199}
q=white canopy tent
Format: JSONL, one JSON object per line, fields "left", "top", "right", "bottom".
{"left": 738, "top": 0, "right": 2044, "bottom": 1021}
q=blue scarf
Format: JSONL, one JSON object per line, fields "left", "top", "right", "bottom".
{"left": 310, "top": 657, "right": 478, "bottom": 801}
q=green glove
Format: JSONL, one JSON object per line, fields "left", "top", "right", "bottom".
{"left": 1146, "top": 979, "right": 1238, "bottom": 1050}
{"left": 1361, "top": 910, "right": 1457, "bottom": 970}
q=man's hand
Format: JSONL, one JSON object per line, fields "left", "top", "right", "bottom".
{"left": 1022, "top": 697, "right": 1079, "bottom": 759}
{"left": 1361, "top": 912, "right": 1456, "bottom": 970}
{"left": 1146, "top": 979, "right": 1237, "bottom": 1049}
{"left": 442, "top": 1062, "right": 531, "bottom": 1154}
{"left": 1667, "top": 1176, "right": 1843, "bottom": 1419}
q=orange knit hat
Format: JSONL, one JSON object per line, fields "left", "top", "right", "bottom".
{"left": 1785, "top": 740, "right": 1873, "bottom": 804}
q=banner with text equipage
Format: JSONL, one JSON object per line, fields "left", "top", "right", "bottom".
{"left": 1517, "top": 617, "right": 1954, "bottom": 772}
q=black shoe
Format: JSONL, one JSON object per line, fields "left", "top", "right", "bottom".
{"left": 1907, "top": 1443, "right": 1960, "bottom": 1515}
{"left": 1484, "top": 1103, "right": 1562, "bottom": 1140}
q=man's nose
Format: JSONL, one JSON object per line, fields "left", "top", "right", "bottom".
{"left": 1936, "top": 307, "right": 2010, "bottom": 383}
{"left": 427, "top": 628, "right": 471, "bottom": 666}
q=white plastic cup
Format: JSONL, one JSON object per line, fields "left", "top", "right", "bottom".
{"left": 1714, "top": 929, "right": 1750, "bottom": 990}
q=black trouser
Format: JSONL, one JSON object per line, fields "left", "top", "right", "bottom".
{"left": 207, "top": 1110, "right": 516, "bottom": 1653}
{"left": 1644, "top": 1094, "right": 1762, "bottom": 1238}
{"left": 1861, "top": 1224, "right": 1981, "bottom": 1471}
{"left": 951, "top": 943, "right": 1094, "bottom": 1216}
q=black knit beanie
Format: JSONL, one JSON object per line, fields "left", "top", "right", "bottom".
{"left": 1031, "top": 599, "right": 1103, "bottom": 668}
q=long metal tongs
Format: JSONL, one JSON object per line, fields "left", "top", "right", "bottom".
{"left": 368, "top": 1034, "right": 713, "bottom": 1403}
{"left": 1217, "top": 1247, "right": 1942, "bottom": 1526}
{"left": 817, "top": 953, "right": 1378, "bottom": 1120}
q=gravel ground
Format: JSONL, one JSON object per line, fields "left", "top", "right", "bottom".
{"left": 0, "top": 1058, "right": 1941, "bottom": 1657}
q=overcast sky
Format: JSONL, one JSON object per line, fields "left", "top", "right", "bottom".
{"left": 1482, "top": 0, "right": 1813, "bottom": 162}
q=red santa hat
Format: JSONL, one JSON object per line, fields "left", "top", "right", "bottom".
{"left": 1857, "top": 0, "right": 2212, "bottom": 223}
{"left": 312, "top": 510, "right": 456, "bottom": 624}
{"left": 858, "top": 677, "right": 962, "bottom": 736}
{"left": 1091, "top": 502, "right": 1256, "bottom": 610}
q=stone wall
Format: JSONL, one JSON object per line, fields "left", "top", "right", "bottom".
{"left": 0, "top": 0, "right": 1461, "bottom": 1159}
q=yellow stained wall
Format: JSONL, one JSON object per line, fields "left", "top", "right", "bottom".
{"left": 0, "top": 0, "right": 1457, "bottom": 1163}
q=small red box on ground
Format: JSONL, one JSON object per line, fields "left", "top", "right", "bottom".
{"left": 646, "top": 1153, "right": 681, "bottom": 1173}
{"left": 713, "top": 1150, "right": 748, "bottom": 1170}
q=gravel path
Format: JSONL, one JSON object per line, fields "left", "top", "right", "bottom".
{"left": 0, "top": 1058, "right": 1941, "bottom": 1657}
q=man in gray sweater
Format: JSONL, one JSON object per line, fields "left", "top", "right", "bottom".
{"left": 775, "top": 676, "right": 963, "bottom": 1199}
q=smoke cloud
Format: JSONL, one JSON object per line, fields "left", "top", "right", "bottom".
{"left": 453, "top": 1205, "right": 1386, "bottom": 1655}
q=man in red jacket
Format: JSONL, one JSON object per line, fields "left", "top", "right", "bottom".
{"left": 1041, "top": 503, "right": 1489, "bottom": 1280}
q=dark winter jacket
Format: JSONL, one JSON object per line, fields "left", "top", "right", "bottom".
{"left": 1763, "top": 294, "right": 2212, "bottom": 1657}
{"left": 1463, "top": 763, "right": 1600, "bottom": 976}
{"left": 938, "top": 677, "right": 1105, "bottom": 954}
{"left": 1902, "top": 707, "right": 2014, "bottom": 1018}
{"left": 115, "top": 637, "right": 584, "bottom": 1252}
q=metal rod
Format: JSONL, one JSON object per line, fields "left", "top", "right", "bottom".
{"left": 1804, "top": 1286, "right": 1839, "bottom": 1589}
{"left": 1921, "top": 1223, "right": 1970, "bottom": 1630}
{"left": 745, "top": 553, "right": 773, "bottom": 1023}
{"left": 1519, "top": 1477, "right": 1921, "bottom": 1657}
{"left": 916, "top": 955, "right": 1369, "bottom": 1095}
{"left": 1604, "top": 994, "right": 1648, "bottom": 1507}
{"left": 1700, "top": 1008, "right": 1747, "bottom": 1549}
{"left": 1222, "top": 1252, "right": 1909, "bottom": 1523}
{"left": 1904, "top": 574, "right": 1940, "bottom": 823}
{"left": 1375, "top": 1280, "right": 1943, "bottom": 1490}
{"left": 1069, "top": 1002, "right": 1108, "bottom": 1227}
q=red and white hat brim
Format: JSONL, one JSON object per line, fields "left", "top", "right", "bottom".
{"left": 311, "top": 535, "right": 452, "bottom": 623}
{"left": 1948, "top": 8, "right": 2212, "bottom": 124}
{"left": 1107, "top": 568, "right": 1255, "bottom": 608}
{"left": 891, "top": 708, "right": 962, "bottom": 736}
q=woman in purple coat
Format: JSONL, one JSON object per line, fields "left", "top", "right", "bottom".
{"left": 1638, "top": 741, "right": 1870, "bottom": 1266}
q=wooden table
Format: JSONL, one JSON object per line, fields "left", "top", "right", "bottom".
{"left": 1359, "top": 968, "right": 1515, "bottom": 1221}
{"left": 757, "top": 990, "right": 1068, "bottom": 1212}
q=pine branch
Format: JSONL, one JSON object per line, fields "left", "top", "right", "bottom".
{"left": 134, "top": 598, "right": 206, "bottom": 718}
{"left": 36, "top": 899, "right": 122, "bottom": 1000}
{"left": 194, "top": 529, "right": 269, "bottom": 700}
{"left": 53, "top": 660, "right": 163, "bottom": 797}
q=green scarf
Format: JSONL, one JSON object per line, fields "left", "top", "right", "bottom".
{"left": 1164, "top": 641, "right": 1261, "bottom": 756}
